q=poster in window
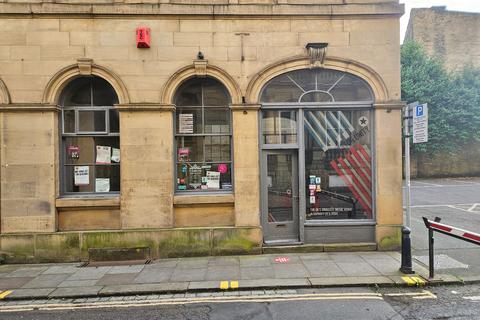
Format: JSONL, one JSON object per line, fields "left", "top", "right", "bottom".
{"left": 67, "top": 146, "right": 80, "bottom": 159}
{"left": 206, "top": 171, "right": 220, "bottom": 189}
{"left": 179, "top": 114, "right": 194, "bottom": 134}
{"left": 95, "top": 178, "right": 110, "bottom": 192}
{"left": 74, "top": 166, "right": 89, "bottom": 186}
{"left": 178, "top": 147, "right": 190, "bottom": 161}
{"left": 96, "top": 146, "right": 111, "bottom": 164}
{"left": 111, "top": 148, "right": 120, "bottom": 163}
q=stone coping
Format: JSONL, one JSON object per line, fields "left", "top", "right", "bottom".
{"left": 173, "top": 194, "right": 235, "bottom": 206}
{"left": 0, "top": 2, "right": 404, "bottom": 17}
{"left": 56, "top": 197, "right": 121, "bottom": 209}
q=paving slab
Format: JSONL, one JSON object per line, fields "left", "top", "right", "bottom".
{"left": 273, "top": 263, "right": 309, "bottom": 279}
{"left": 336, "top": 262, "right": 382, "bottom": 277}
{"left": 302, "top": 261, "right": 346, "bottom": 277}
{"left": 22, "top": 274, "right": 70, "bottom": 289}
{"left": 58, "top": 280, "right": 99, "bottom": 288}
{"left": 208, "top": 256, "right": 239, "bottom": 266}
{"left": 176, "top": 258, "right": 209, "bottom": 269}
{"left": 66, "top": 267, "right": 111, "bottom": 281}
{"left": 0, "top": 277, "right": 34, "bottom": 290}
{"left": 299, "top": 253, "right": 332, "bottom": 261}
{"left": 49, "top": 286, "right": 103, "bottom": 298}
{"left": 99, "top": 282, "right": 188, "bottom": 296}
{"left": 107, "top": 265, "right": 145, "bottom": 274}
{"left": 309, "top": 276, "right": 394, "bottom": 286}
{"left": 96, "top": 273, "right": 137, "bottom": 286}
{"left": 6, "top": 288, "right": 55, "bottom": 300}
{"left": 205, "top": 265, "right": 240, "bottom": 281}
{"left": 42, "top": 265, "right": 81, "bottom": 275}
{"left": 170, "top": 267, "right": 207, "bottom": 282}
{"left": 238, "top": 278, "right": 310, "bottom": 289}
{"left": 328, "top": 253, "right": 365, "bottom": 263}
{"left": 240, "top": 266, "right": 275, "bottom": 280}
{"left": 5, "top": 267, "right": 48, "bottom": 278}
{"left": 239, "top": 256, "right": 271, "bottom": 267}
{"left": 188, "top": 280, "right": 222, "bottom": 291}
{"left": 134, "top": 268, "right": 173, "bottom": 283}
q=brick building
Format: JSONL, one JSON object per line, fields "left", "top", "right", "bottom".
{"left": 0, "top": 0, "right": 404, "bottom": 263}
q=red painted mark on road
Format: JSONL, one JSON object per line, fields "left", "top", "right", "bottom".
{"left": 274, "top": 257, "right": 290, "bottom": 263}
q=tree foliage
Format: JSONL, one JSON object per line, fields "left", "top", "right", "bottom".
{"left": 401, "top": 41, "right": 480, "bottom": 154}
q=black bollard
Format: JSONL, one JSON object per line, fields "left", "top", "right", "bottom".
{"left": 400, "top": 226, "right": 414, "bottom": 274}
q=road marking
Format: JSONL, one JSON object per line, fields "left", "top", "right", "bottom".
{"left": 467, "top": 204, "right": 479, "bottom": 212}
{"left": 230, "top": 281, "right": 239, "bottom": 289}
{"left": 408, "top": 203, "right": 476, "bottom": 208}
{"left": 463, "top": 296, "right": 480, "bottom": 301}
{"left": 220, "top": 281, "right": 229, "bottom": 290}
{"left": 401, "top": 276, "right": 426, "bottom": 286}
{"left": 0, "top": 291, "right": 12, "bottom": 299}
{"left": 0, "top": 291, "right": 436, "bottom": 313}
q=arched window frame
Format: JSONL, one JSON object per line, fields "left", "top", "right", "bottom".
{"left": 174, "top": 77, "right": 233, "bottom": 193}
{"left": 60, "top": 76, "right": 120, "bottom": 195}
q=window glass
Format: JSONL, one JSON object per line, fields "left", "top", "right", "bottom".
{"left": 174, "top": 77, "right": 232, "bottom": 192}
{"left": 60, "top": 76, "right": 120, "bottom": 195}
{"left": 304, "top": 110, "right": 372, "bottom": 220}
{"left": 63, "top": 110, "right": 76, "bottom": 133}
{"left": 61, "top": 77, "right": 92, "bottom": 106}
{"left": 204, "top": 108, "right": 230, "bottom": 134}
{"left": 78, "top": 110, "right": 106, "bottom": 133}
{"left": 262, "top": 110, "right": 297, "bottom": 144}
{"left": 260, "top": 69, "right": 373, "bottom": 103}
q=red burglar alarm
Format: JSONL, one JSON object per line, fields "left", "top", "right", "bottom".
{"left": 136, "top": 27, "right": 150, "bottom": 48}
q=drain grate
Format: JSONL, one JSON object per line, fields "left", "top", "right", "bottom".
{"left": 81, "top": 259, "right": 152, "bottom": 268}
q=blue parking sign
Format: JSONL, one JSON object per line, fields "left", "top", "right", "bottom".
{"left": 416, "top": 105, "right": 424, "bottom": 117}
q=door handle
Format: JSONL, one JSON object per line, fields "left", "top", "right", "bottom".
{"left": 276, "top": 224, "right": 286, "bottom": 227}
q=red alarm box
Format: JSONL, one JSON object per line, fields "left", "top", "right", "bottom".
{"left": 136, "top": 27, "right": 150, "bottom": 48}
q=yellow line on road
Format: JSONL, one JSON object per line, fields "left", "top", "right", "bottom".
{"left": 0, "top": 291, "right": 12, "bottom": 299}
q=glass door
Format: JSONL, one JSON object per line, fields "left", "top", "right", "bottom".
{"left": 262, "top": 150, "right": 299, "bottom": 243}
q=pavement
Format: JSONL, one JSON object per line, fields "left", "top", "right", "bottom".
{"left": 0, "top": 250, "right": 466, "bottom": 301}
{"left": 0, "top": 177, "right": 478, "bottom": 302}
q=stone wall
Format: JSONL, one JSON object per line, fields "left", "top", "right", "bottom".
{"left": 405, "top": 6, "right": 480, "bottom": 71}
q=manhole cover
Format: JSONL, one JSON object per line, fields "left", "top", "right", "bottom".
{"left": 414, "top": 254, "right": 468, "bottom": 269}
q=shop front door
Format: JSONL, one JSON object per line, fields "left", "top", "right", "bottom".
{"left": 262, "top": 150, "right": 299, "bottom": 244}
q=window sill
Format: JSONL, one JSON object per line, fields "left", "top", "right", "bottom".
{"left": 173, "top": 194, "right": 235, "bottom": 206}
{"left": 56, "top": 196, "right": 120, "bottom": 209}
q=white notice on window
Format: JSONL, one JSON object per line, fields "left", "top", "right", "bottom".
{"left": 95, "top": 178, "right": 110, "bottom": 192}
{"left": 179, "top": 113, "right": 194, "bottom": 134}
{"left": 206, "top": 171, "right": 220, "bottom": 189}
{"left": 111, "top": 148, "right": 120, "bottom": 163}
{"left": 96, "top": 146, "right": 111, "bottom": 164}
{"left": 74, "top": 166, "right": 89, "bottom": 186}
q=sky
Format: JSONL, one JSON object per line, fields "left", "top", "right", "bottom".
{"left": 400, "top": 0, "right": 480, "bottom": 43}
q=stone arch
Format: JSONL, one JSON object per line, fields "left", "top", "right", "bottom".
{"left": 43, "top": 59, "right": 130, "bottom": 105}
{"left": 161, "top": 61, "right": 242, "bottom": 105}
{"left": 0, "top": 78, "right": 11, "bottom": 104}
{"left": 246, "top": 56, "right": 390, "bottom": 104}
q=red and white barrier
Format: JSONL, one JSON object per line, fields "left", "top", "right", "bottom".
{"left": 423, "top": 217, "right": 480, "bottom": 245}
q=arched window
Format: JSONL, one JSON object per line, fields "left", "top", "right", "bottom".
{"left": 60, "top": 76, "right": 120, "bottom": 194}
{"left": 174, "top": 77, "right": 232, "bottom": 192}
{"left": 260, "top": 69, "right": 373, "bottom": 103}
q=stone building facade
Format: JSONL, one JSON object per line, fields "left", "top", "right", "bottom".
{"left": 0, "top": 0, "right": 404, "bottom": 263}
{"left": 405, "top": 6, "right": 480, "bottom": 70}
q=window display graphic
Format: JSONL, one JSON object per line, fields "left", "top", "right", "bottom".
{"left": 74, "top": 166, "right": 89, "bottom": 186}
{"left": 329, "top": 143, "right": 372, "bottom": 217}
{"left": 206, "top": 171, "right": 220, "bottom": 189}
{"left": 178, "top": 113, "right": 194, "bottom": 134}
{"left": 111, "top": 148, "right": 120, "bottom": 163}
{"left": 67, "top": 145, "right": 80, "bottom": 159}
{"left": 96, "top": 145, "right": 111, "bottom": 164}
{"left": 304, "top": 111, "right": 355, "bottom": 151}
{"left": 95, "top": 178, "right": 110, "bottom": 192}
